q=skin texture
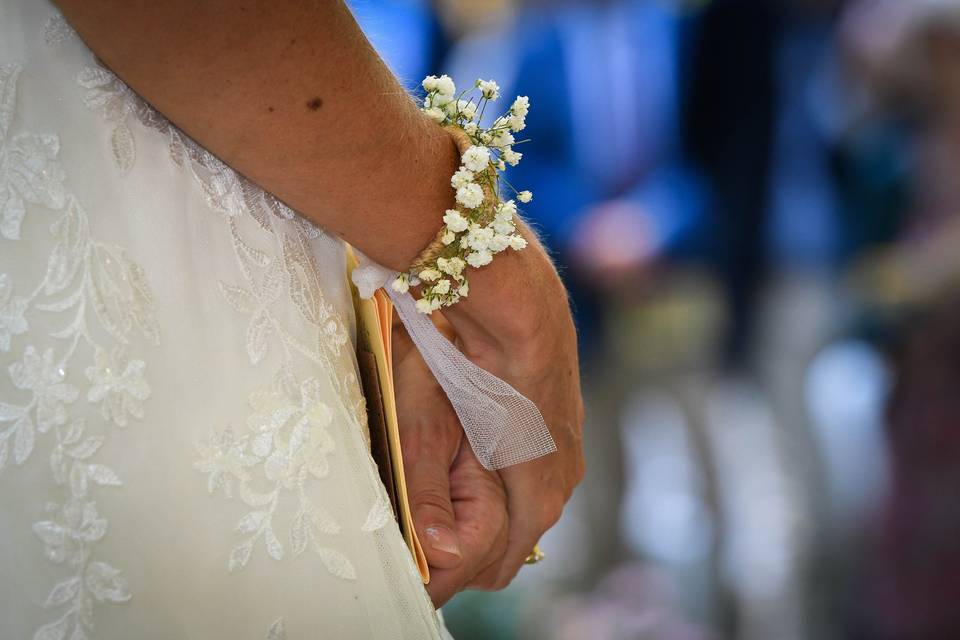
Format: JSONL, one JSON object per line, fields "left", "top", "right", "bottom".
{"left": 56, "top": 0, "right": 585, "bottom": 605}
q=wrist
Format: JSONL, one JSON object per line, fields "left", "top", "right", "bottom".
{"left": 376, "top": 117, "right": 460, "bottom": 272}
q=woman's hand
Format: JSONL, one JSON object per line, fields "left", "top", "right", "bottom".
{"left": 441, "top": 222, "right": 586, "bottom": 588}
{"left": 393, "top": 321, "right": 511, "bottom": 607}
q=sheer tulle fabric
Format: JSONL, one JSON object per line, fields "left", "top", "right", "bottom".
{"left": 351, "top": 259, "right": 557, "bottom": 471}
{"left": 0, "top": 2, "right": 448, "bottom": 638}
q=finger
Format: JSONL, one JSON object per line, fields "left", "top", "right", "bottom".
{"left": 425, "top": 443, "right": 509, "bottom": 606}
{"left": 406, "top": 447, "right": 463, "bottom": 569}
{"left": 491, "top": 459, "right": 567, "bottom": 587}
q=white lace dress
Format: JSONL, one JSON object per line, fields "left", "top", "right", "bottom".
{"left": 0, "top": 3, "right": 447, "bottom": 638}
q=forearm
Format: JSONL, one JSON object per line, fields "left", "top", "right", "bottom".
{"left": 56, "top": 0, "right": 456, "bottom": 270}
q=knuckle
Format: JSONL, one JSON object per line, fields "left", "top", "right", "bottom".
{"left": 410, "top": 487, "right": 453, "bottom": 520}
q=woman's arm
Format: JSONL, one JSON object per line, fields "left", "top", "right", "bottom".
{"left": 56, "top": 0, "right": 455, "bottom": 271}
{"left": 58, "top": 0, "right": 585, "bottom": 594}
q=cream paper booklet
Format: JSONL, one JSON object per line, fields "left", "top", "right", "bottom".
{"left": 347, "top": 249, "right": 430, "bottom": 584}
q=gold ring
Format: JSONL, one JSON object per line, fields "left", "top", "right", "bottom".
{"left": 523, "top": 544, "right": 545, "bottom": 565}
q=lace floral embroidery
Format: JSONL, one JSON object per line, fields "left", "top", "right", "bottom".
{"left": 266, "top": 618, "right": 287, "bottom": 640}
{"left": 0, "top": 61, "right": 159, "bottom": 640}
{"left": 77, "top": 63, "right": 375, "bottom": 580}
{"left": 195, "top": 372, "right": 356, "bottom": 579}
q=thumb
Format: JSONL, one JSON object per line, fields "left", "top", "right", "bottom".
{"left": 407, "top": 455, "right": 463, "bottom": 569}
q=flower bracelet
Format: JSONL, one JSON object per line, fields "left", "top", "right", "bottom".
{"left": 391, "top": 75, "right": 534, "bottom": 314}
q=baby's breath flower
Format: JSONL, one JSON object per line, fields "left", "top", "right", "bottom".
{"left": 410, "top": 74, "right": 533, "bottom": 313}
{"left": 443, "top": 209, "right": 469, "bottom": 233}
{"left": 450, "top": 168, "right": 474, "bottom": 190}
{"left": 466, "top": 250, "right": 493, "bottom": 268}
{"left": 392, "top": 274, "right": 410, "bottom": 294}
{"left": 456, "top": 183, "right": 484, "bottom": 209}
{"left": 435, "top": 74, "right": 456, "bottom": 96}
{"left": 509, "top": 235, "right": 528, "bottom": 250}
{"left": 457, "top": 100, "right": 478, "bottom": 121}
{"left": 438, "top": 256, "right": 466, "bottom": 277}
{"left": 496, "top": 200, "right": 518, "bottom": 218}
{"left": 461, "top": 146, "right": 490, "bottom": 172}
{"left": 424, "top": 107, "right": 446, "bottom": 124}
{"left": 492, "top": 130, "right": 515, "bottom": 148}
{"left": 488, "top": 234, "right": 511, "bottom": 253}
{"left": 511, "top": 96, "right": 530, "bottom": 117}
{"left": 493, "top": 218, "right": 515, "bottom": 235}
{"left": 503, "top": 148, "right": 522, "bottom": 166}
{"left": 432, "top": 279, "right": 451, "bottom": 295}
{"left": 477, "top": 79, "right": 500, "bottom": 100}
{"left": 466, "top": 225, "right": 494, "bottom": 251}
{"left": 418, "top": 268, "right": 442, "bottom": 282}
{"left": 415, "top": 298, "right": 433, "bottom": 314}
{"left": 431, "top": 91, "right": 453, "bottom": 107}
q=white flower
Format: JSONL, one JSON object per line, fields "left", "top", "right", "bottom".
{"left": 457, "top": 100, "right": 478, "bottom": 121}
{"left": 418, "top": 268, "right": 441, "bottom": 282}
{"left": 461, "top": 145, "right": 490, "bottom": 172}
{"left": 479, "top": 130, "right": 493, "bottom": 145}
{"left": 436, "top": 75, "right": 456, "bottom": 96}
{"left": 497, "top": 160, "right": 506, "bottom": 171}
{"left": 517, "top": 190, "right": 533, "bottom": 203}
{"left": 466, "top": 224, "right": 494, "bottom": 251}
{"left": 450, "top": 168, "right": 474, "bottom": 190}
{"left": 422, "top": 76, "right": 440, "bottom": 92}
{"left": 437, "top": 256, "right": 466, "bottom": 277}
{"left": 503, "top": 148, "right": 522, "bottom": 166}
{"left": 511, "top": 96, "right": 530, "bottom": 117}
{"left": 424, "top": 107, "right": 446, "bottom": 123}
{"left": 496, "top": 200, "right": 518, "bottom": 219}
{"left": 509, "top": 235, "right": 528, "bottom": 250}
{"left": 415, "top": 298, "right": 433, "bottom": 314}
{"left": 477, "top": 79, "right": 500, "bottom": 100}
{"left": 391, "top": 274, "right": 410, "bottom": 294}
{"left": 430, "top": 91, "right": 453, "bottom": 107}
{"left": 508, "top": 114, "right": 526, "bottom": 132}
{"left": 464, "top": 122, "right": 478, "bottom": 135}
{"left": 443, "top": 209, "right": 469, "bottom": 233}
{"left": 455, "top": 183, "right": 484, "bottom": 209}
{"left": 492, "top": 130, "right": 515, "bottom": 148}
{"left": 432, "top": 279, "right": 451, "bottom": 295}
{"left": 441, "top": 230, "right": 456, "bottom": 245}
{"left": 430, "top": 297, "right": 443, "bottom": 311}
{"left": 466, "top": 250, "right": 493, "bottom": 268}
{"left": 488, "top": 234, "right": 511, "bottom": 252}
{"left": 459, "top": 280, "right": 470, "bottom": 296}
{"left": 493, "top": 218, "right": 515, "bottom": 235}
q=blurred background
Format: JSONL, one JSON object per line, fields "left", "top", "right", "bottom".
{"left": 348, "top": 0, "right": 960, "bottom": 638}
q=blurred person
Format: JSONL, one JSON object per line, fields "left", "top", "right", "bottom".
{"left": 837, "top": 3, "right": 960, "bottom": 638}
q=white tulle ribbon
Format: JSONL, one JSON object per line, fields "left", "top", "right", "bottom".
{"left": 352, "top": 254, "right": 557, "bottom": 470}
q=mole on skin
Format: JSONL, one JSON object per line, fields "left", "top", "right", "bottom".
{"left": 307, "top": 97, "right": 323, "bottom": 111}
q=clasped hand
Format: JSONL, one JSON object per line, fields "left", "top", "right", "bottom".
{"left": 394, "top": 236, "right": 585, "bottom": 606}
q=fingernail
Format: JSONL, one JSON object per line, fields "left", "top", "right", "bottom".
{"left": 424, "top": 525, "right": 462, "bottom": 557}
